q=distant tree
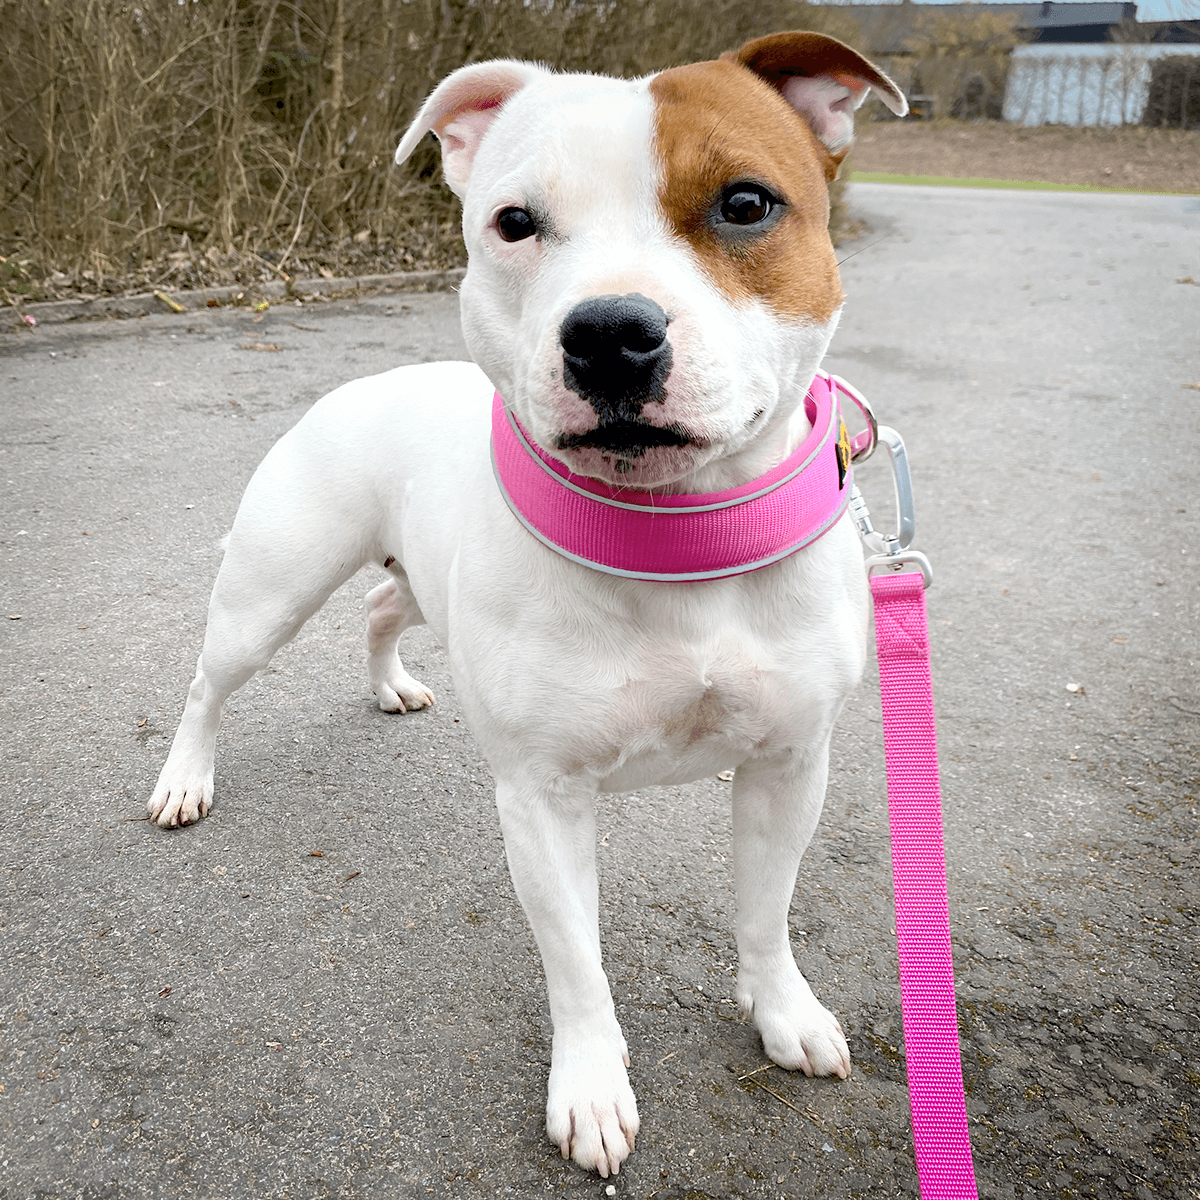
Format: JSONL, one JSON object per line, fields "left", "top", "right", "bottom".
{"left": 903, "top": 9, "right": 1022, "bottom": 119}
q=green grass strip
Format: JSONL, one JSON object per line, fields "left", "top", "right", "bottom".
{"left": 847, "top": 171, "right": 1198, "bottom": 196}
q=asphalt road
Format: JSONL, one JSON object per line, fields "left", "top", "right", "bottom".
{"left": 2, "top": 183, "right": 1198, "bottom": 1200}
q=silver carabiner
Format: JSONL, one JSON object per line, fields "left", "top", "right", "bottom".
{"left": 849, "top": 423, "right": 933, "bottom": 589}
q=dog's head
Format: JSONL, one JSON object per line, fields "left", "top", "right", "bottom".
{"left": 396, "top": 33, "right": 904, "bottom": 491}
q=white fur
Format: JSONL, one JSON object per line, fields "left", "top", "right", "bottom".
{"left": 781, "top": 72, "right": 907, "bottom": 155}
{"left": 783, "top": 75, "right": 866, "bottom": 155}
{"left": 149, "top": 52, "right": 877, "bottom": 1178}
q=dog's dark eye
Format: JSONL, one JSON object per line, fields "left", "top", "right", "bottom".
{"left": 497, "top": 207, "right": 537, "bottom": 242}
{"left": 720, "top": 186, "right": 773, "bottom": 226}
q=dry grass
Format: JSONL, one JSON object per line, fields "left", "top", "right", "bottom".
{"left": 0, "top": 0, "right": 857, "bottom": 304}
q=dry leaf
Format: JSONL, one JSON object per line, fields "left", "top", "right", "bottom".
{"left": 154, "top": 290, "right": 184, "bottom": 313}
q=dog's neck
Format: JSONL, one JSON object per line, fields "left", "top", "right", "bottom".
{"left": 490, "top": 372, "right": 852, "bottom": 581}
{"left": 667, "top": 391, "right": 815, "bottom": 496}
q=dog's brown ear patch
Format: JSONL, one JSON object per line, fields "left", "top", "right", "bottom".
{"left": 730, "top": 31, "right": 908, "bottom": 158}
{"left": 649, "top": 57, "right": 843, "bottom": 324}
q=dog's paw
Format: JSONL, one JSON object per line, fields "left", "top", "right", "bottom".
{"left": 369, "top": 655, "right": 435, "bottom": 714}
{"left": 739, "top": 970, "right": 851, "bottom": 1079}
{"left": 147, "top": 770, "right": 213, "bottom": 828}
{"left": 546, "top": 1033, "right": 639, "bottom": 1177}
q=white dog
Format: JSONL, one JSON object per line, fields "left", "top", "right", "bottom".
{"left": 148, "top": 32, "right": 906, "bottom": 1176}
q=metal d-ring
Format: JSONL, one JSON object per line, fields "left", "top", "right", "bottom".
{"left": 830, "top": 373, "right": 878, "bottom": 463}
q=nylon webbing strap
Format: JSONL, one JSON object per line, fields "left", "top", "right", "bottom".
{"left": 870, "top": 570, "right": 978, "bottom": 1199}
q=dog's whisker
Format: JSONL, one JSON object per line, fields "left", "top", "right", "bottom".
{"left": 836, "top": 234, "right": 891, "bottom": 267}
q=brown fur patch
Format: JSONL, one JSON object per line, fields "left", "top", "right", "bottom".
{"left": 649, "top": 58, "right": 842, "bottom": 323}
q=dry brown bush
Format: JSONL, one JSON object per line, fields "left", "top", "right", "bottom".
{"left": 1, "top": 0, "right": 860, "bottom": 300}
{"left": 864, "top": 9, "right": 1022, "bottom": 121}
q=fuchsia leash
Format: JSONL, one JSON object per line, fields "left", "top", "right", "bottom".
{"left": 854, "top": 407, "right": 979, "bottom": 1197}
{"left": 871, "top": 570, "right": 979, "bottom": 1198}
{"left": 491, "top": 375, "right": 977, "bottom": 1195}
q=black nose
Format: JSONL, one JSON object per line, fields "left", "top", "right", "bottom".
{"left": 560, "top": 293, "right": 672, "bottom": 420}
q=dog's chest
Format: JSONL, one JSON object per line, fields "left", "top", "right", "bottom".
{"left": 590, "top": 630, "right": 800, "bottom": 791}
{"left": 622, "top": 639, "right": 764, "bottom": 735}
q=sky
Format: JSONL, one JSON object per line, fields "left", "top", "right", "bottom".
{"left": 832, "top": 0, "right": 1200, "bottom": 22}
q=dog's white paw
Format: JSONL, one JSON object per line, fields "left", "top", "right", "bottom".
{"left": 369, "top": 656, "right": 435, "bottom": 714}
{"left": 739, "top": 970, "right": 851, "bottom": 1079}
{"left": 147, "top": 769, "right": 213, "bottom": 828}
{"left": 546, "top": 1032, "right": 639, "bottom": 1177}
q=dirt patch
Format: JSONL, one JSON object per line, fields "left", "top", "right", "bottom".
{"left": 849, "top": 119, "right": 1200, "bottom": 194}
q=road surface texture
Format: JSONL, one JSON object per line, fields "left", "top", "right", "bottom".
{"left": 2, "top": 184, "right": 1197, "bottom": 1200}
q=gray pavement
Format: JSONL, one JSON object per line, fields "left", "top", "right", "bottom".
{"left": 1, "top": 183, "right": 1197, "bottom": 1200}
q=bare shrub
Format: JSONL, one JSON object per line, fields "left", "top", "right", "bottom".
{"left": 863, "top": 8, "right": 1021, "bottom": 121}
{"left": 1, "top": 0, "right": 866, "bottom": 297}
{"left": 1144, "top": 56, "right": 1200, "bottom": 128}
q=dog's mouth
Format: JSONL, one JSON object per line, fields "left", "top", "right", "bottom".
{"left": 555, "top": 419, "right": 694, "bottom": 459}
{"left": 551, "top": 421, "right": 707, "bottom": 485}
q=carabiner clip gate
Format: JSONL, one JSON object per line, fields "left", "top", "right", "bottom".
{"left": 845, "top": 413, "right": 933, "bottom": 590}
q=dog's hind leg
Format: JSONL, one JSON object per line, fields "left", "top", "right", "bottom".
{"left": 148, "top": 446, "right": 373, "bottom": 828}
{"left": 364, "top": 574, "right": 435, "bottom": 713}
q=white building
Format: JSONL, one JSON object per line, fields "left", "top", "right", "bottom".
{"left": 1003, "top": 41, "right": 1200, "bottom": 126}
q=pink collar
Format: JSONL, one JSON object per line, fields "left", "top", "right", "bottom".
{"left": 490, "top": 371, "right": 856, "bottom": 581}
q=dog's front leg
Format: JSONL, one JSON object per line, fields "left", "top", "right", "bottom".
{"left": 494, "top": 778, "right": 638, "bottom": 1177}
{"left": 732, "top": 744, "right": 851, "bottom": 1079}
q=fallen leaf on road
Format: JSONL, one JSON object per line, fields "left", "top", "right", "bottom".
{"left": 241, "top": 342, "right": 281, "bottom": 352}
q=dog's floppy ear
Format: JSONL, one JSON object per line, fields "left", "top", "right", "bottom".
{"left": 729, "top": 32, "right": 907, "bottom": 161}
{"left": 395, "top": 60, "right": 547, "bottom": 197}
